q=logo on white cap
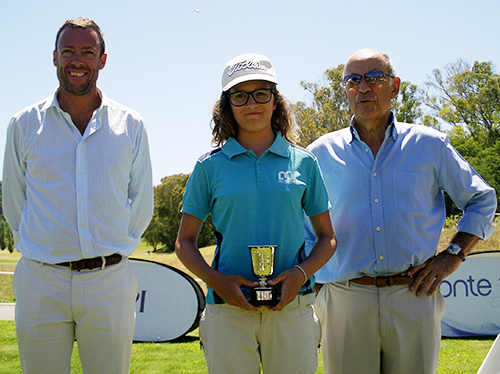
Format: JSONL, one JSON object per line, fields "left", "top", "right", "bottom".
{"left": 222, "top": 53, "right": 278, "bottom": 92}
{"left": 228, "top": 60, "right": 269, "bottom": 77}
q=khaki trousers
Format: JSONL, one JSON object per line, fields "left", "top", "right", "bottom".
{"left": 315, "top": 281, "right": 445, "bottom": 374}
{"left": 14, "top": 257, "right": 138, "bottom": 374}
{"left": 200, "top": 302, "right": 321, "bottom": 374}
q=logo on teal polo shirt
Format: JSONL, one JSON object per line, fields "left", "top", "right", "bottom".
{"left": 278, "top": 171, "right": 295, "bottom": 184}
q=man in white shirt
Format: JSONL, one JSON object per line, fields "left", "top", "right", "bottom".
{"left": 2, "top": 17, "right": 153, "bottom": 373}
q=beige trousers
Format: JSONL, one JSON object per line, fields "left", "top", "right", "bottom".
{"left": 200, "top": 302, "right": 321, "bottom": 374}
{"left": 14, "top": 257, "right": 138, "bottom": 374}
{"left": 315, "top": 281, "right": 445, "bottom": 374}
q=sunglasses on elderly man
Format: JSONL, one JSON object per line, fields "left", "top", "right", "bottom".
{"left": 343, "top": 70, "right": 394, "bottom": 87}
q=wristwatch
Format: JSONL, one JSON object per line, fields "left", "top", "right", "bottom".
{"left": 446, "top": 243, "right": 466, "bottom": 261}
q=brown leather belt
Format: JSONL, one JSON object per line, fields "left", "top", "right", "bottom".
{"left": 57, "top": 253, "right": 122, "bottom": 271}
{"left": 351, "top": 273, "right": 413, "bottom": 287}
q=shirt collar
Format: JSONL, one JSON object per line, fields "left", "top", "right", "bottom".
{"left": 42, "top": 86, "right": 109, "bottom": 113}
{"left": 42, "top": 87, "right": 110, "bottom": 136}
{"left": 267, "top": 133, "right": 291, "bottom": 158}
{"left": 348, "top": 112, "right": 398, "bottom": 143}
{"left": 222, "top": 133, "right": 291, "bottom": 159}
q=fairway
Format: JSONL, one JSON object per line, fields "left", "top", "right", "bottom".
{"left": 0, "top": 320, "right": 494, "bottom": 373}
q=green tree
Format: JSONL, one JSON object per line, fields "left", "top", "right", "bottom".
{"left": 391, "top": 81, "right": 423, "bottom": 124}
{"left": 425, "top": 60, "right": 500, "bottom": 145}
{"left": 143, "top": 174, "right": 215, "bottom": 252}
{"left": 293, "top": 64, "right": 351, "bottom": 147}
{"left": 446, "top": 126, "right": 500, "bottom": 207}
{"left": 0, "top": 181, "right": 15, "bottom": 253}
{"left": 0, "top": 220, "right": 14, "bottom": 253}
{"left": 424, "top": 60, "right": 500, "bottom": 209}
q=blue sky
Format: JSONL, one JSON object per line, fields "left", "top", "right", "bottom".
{"left": 1, "top": 0, "right": 499, "bottom": 185}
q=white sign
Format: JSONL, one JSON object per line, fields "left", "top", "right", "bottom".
{"left": 440, "top": 251, "right": 500, "bottom": 337}
{"left": 130, "top": 258, "right": 205, "bottom": 342}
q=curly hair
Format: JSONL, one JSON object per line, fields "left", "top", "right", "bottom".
{"left": 211, "top": 84, "right": 297, "bottom": 146}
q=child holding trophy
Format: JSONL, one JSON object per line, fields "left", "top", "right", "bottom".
{"left": 175, "top": 53, "right": 336, "bottom": 374}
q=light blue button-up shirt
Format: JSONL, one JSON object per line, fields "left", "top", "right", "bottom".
{"left": 3, "top": 88, "right": 154, "bottom": 263}
{"left": 305, "top": 115, "right": 496, "bottom": 283}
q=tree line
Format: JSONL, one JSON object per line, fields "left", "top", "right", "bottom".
{"left": 1, "top": 60, "right": 499, "bottom": 252}
{"left": 144, "top": 59, "right": 499, "bottom": 252}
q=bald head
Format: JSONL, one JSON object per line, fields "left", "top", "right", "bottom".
{"left": 342, "top": 48, "right": 400, "bottom": 131}
{"left": 344, "top": 49, "right": 396, "bottom": 79}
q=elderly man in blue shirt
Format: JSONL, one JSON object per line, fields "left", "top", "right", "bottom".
{"left": 305, "top": 48, "right": 497, "bottom": 374}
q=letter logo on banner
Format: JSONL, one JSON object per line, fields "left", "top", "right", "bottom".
{"left": 439, "top": 251, "right": 500, "bottom": 337}
{"left": 440, "top": 276, "right": 492, "bottom": 298}
{"left": 131, "top": 258, "right": 205, "bottom": 342}
{"left": 135, "top": 290, "right": 147, "bottom": 313}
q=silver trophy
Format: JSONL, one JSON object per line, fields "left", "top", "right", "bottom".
{"left": 248, "top": 245, "right": 278, "bottom": 306}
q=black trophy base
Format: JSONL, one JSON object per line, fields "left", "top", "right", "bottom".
{"left": 250, "top": 286, "right": 279, "bottom": 307}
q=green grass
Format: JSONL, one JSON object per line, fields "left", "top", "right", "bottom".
{"left": 0, "top": 321, "right": 208, "bottom": 373}
{"left": 437, "top": 338, "right": 494, "bottom": 374}
{"left": 130, "top": 336, "right": 206, "bottom": 373}
{"left": 0, "top": 273, "right": 14, "bottom": 303}
{"left": 0, "top": 321, "right": 494, "bottom": 373}
{"left": 0, "top": 218, "right": 498, "bottom": 372}
{"left": 0, "top": 250, "right": 19, "bottom": 303}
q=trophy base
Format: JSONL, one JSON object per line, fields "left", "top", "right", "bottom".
{"left": 250, "top": 286, "right": 279, "bottom": 307}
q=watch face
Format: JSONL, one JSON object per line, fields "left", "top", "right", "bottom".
{"left": 447, "top": 243, "right": 462, "bottom": 255}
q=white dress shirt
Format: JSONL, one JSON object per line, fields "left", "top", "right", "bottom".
{"left": 3, "top": 88, "right": 154, "bottom": 263}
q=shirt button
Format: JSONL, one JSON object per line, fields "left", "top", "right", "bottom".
{"left": 85, "top": 248, "right": 90, "bottom": 253}
{"left": 373, "top": 172, "right": 377, "bottom": 177}
{"left": 258, "top": 171, "right": 263, "bottom": 174}
{"left": 257, "top": 161, "right": 262, "bottom": 165}
{"left": 374, "top": 199, "right": 379, "bottom": 204}
{"left": 365, "top": 148, "right": 370, "bottom": 152}
{"left": 376, "top": 227, "right": 381, "bottom": 232}
{"left": 379, "top": 255, "right": 384, "bottom": 260}
{"left": 81, "top": 223, "right": 86, "bottom": 227}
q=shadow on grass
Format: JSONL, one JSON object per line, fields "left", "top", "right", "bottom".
{"left": 442, "top": 336, "right": 496, "bottom": 341}
{"left": 169, "top": 335, "right": 200, "bottom": 343}
{"left": 134, "top": 335, "right": 200, "bottom": 344}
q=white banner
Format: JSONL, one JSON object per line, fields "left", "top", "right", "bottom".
{"left": 130, "top": 258, "right": 205, "bottom": 342}
{"left": 440, "top": 251, "right": 500, "bottom": 337}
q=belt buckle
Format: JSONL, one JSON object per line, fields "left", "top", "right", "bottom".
{"left": 69, "top": 260, "right": 86, "bottom": 271}
{"left": 374, "top": 276, "right": 391, "bottom": 287}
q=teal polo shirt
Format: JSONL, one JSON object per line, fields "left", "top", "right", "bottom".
{"left": 182, "top": 133, "right": 330, "bottom": 304}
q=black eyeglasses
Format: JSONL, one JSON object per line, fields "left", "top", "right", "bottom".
{"left": 227, "top": 88, "right": 274, "bottom": 107}
{"left": 343, "top": 70, "right": 394, "bottom": 87}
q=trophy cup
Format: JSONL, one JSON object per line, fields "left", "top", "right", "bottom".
{"left": 248, "top": 245, "right": 278, "bottom": 306}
